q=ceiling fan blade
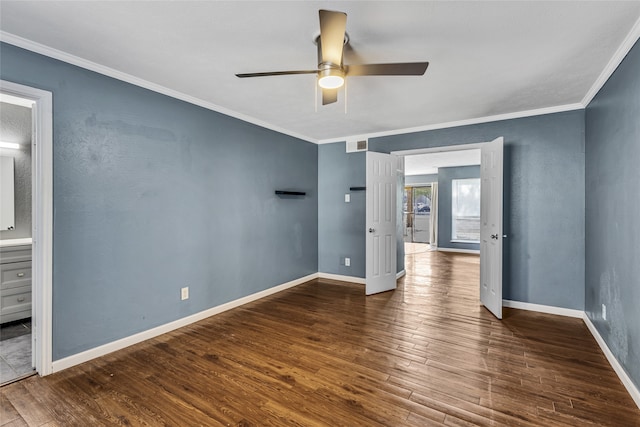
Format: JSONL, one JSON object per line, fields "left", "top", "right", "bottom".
{"left": 322, "top": 88, "right": 338, "bottom": 105}
{"left": 346, "top": 62, "right": 429, "bottom": 76}
{"left": 319, "top": 10, "right": 347, "bottom": 65}
{"left": 236, "top": 70, "right": 318, "bottom": 78}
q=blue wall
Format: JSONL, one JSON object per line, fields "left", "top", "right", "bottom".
{"left": 585, "top": 39, "right": 640, "bottom": 390}
{"left": 318, "top": 143, "right": 366, "bottom": 278}
{"left": 405, "top": 173, "right": 438, "bottom": 185}
{"left": 437, "top": 165, "right": 481, "bottom": 251}
{"left": 370, "top": 110, "right": 586, "bottom": 310}
{"left": 1, "top": 43, "right": 318, "bottom": 360}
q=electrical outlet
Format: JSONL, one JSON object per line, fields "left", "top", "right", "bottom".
{"left": 602, "top": 303, "right": 607, "bottom": 321}
{"left": 345, "top": 194, "right": 350, "bottom": 203}
{"left": 345, "top": 257, "right": 351, "bottom": 267}
{"left": 181, "top": 286, "right": 189, "bottom": 301}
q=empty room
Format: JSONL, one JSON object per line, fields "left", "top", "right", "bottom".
{"left": 1, "top": 1, "right": 639, "bottom": 426}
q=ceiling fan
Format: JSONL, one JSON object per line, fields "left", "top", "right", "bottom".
{"left": 235, "top": 9, "right": 429, "bottom": 105}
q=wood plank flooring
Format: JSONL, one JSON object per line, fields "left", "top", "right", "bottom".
{"left": 2, "top": 248, "right": 639, "bottom": 426}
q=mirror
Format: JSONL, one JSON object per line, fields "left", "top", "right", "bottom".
{"left": 0, "top": 155, "right": 15, "bottom": 230}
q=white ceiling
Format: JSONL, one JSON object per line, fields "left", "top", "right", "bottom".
{"left": 405, "top": 149, "right": 481, "bottom": 176}
{"left": 1, "top": 1, "right": 639, "bottom": 143}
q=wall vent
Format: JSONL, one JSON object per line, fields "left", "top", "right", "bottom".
{"left": 346, "top": 138, "right": 368, "bottom": 153}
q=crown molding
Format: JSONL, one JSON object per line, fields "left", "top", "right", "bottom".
{"left": 316, "top": 103, "right": 585, "bottom": 145}
{"left": 581, "top": 15, "right": 640, "bottom": 107}
{"left": 0, "top": 31, "right": 319, "bottom": 144}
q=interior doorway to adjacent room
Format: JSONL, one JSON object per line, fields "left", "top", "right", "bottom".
{"left": 403, "top": 184, "right": 432, "bottom": 244}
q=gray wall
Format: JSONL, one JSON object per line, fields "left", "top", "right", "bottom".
{"left": 318, "top": 143, "right": 366, "bottom": 278}
{"left": 370, "top": 110, "right": 585, "bottom": 309}
{"left": 405, "top": 173, "right": 438, "bottom": 185}
{"left": 585, "top": 39, "right": 640, "bottom": 390}
{"left": 1, "top": 43, "right": 318, "bottom": 360}
{"left": 0, "top": 102, "right": 32, "bottom": 239}
{"left": 437, "top": 165, "right": 480, "bottom": 251}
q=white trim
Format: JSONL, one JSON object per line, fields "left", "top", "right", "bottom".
{"left": 502, "top": 300, "right": 583, "bottom": 318}
{"left": 51, "top": 273, "right": 318, "bottom": 373}
{"left": 0, "top": 92, "right": 35, "bottom": 108}
{"left": 0, "top": 31, "right": 318, "bottom": 145}
{"left": 392, "top": 143, "right": 486, "bottom": 156}
{"left": 437, "top": 247, "right": 480, "bottom": 255}
{"left": 317, "top": 104, "right": 584, "bottom": 145}
{"left": 0, "top": 80, "right": 54, "bottom": 376}
{"left": 317, "top": 271, "right": 405, "bottom": 284}
{"left": 582, "top": 15, "right": 640, "bottom": 106}
{"left": 583, "top": 314, "right": 640, "bottom": 409}
{"left": 317, "top": 272, "right": 366, "bottom": 284}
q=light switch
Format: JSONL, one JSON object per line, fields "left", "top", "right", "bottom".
{"left": 345, "top": 194, "right": 350, "bottom": 203}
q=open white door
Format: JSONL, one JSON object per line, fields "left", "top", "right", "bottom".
{"left": 366, "top": 152, "right": 397, "bottom": 295}
{"left": 480, "top": 137, "right": 504, "bottom": 319}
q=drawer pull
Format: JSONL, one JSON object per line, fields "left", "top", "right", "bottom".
{"left": 17, "top": 272, "right": 25, "bottom": 277}
{"left": 17, "top": 297, "right": 25, "bottom": 302}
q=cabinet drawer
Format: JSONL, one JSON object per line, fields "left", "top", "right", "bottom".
{"left": 1, "top": 286, "right": 32, "bottom": 314}
{"left": 1, "top": 261, "right": 32, "bottom": 290}
{"left": 0, "top": 246, "right": 32, "bottom": 263}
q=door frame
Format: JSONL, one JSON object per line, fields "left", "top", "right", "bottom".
{"left": 1, "top": 80, "right": 54, "bottom": 376}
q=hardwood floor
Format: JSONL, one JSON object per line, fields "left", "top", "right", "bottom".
{"left": 2, "top": 249, "right": 639, "bottom": 426}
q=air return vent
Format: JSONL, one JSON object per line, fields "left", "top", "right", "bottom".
{"left": 346, "top": 138, "right": 368, "bottom": 153}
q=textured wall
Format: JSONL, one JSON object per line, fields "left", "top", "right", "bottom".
{"left": 1, "top": 43, "right": 318, "bottom": 360}
{"left": 585, "top": 39, "right": 640, "bottom": 390}
{"left": 0, "top": 102, "right": 32, "bottom": 239}
{"left": 318, "top": 143, "right": 366, "bottom": 278}
{"left": 370, "top": 110, "right": 585, "bottom": 309}
{"left": 437, "top": 165, "right": 481, "bottom": 251}
{"left": 405, "top": 173, "right": 438, "bottom": 185}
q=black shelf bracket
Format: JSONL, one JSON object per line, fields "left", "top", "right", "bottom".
{"left": 275, "top": 190, "right": 306, "bottom": 196}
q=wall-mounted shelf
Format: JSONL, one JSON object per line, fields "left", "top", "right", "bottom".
{"left": 349, "top": 187, "right": 366, "bottom": 192}
{"left": 275, "top": 190, "right": 306, "bottom": 196}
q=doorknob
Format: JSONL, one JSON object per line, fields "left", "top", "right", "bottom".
{"left": 369, "top": 228, "right": 375, "bottom": 233}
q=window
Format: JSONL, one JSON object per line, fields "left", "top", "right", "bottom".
{"left": 451, "top": 178, "right": 480, "bottom": 242}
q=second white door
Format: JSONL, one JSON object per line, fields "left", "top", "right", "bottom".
{"left": 366, "top": 152, "right": 397, "bottom": 295}
{"left": 480, "top": 137, "right": 504, "bottom": 319}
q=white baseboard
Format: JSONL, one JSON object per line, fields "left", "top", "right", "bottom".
{"left": 502, "top": 300, "right": 583, "bottom": 318}
{"left": 316, "top": 271, "right": 405, "bottom": 283}
{"left": 317, "top": 272, "right": 365, "bottom": 284}
{"left": 583, "top": 314, "right": 640, "bottom": 409}
{"left": 51, "top": 273, "right": 318, "bottom": 373}
{"left": 437, "top": 247, "right": 480, "bottom": 254}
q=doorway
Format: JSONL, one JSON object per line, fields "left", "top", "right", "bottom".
{"left": 394, "top": 140, "right": 503, "bottom": 319}
{"left": 397, "top": 144, "right": 483, "bottom": 303}
{"left": 0, "top": 94, "right": 34, "bottom": 384}
{"left": 0, "top": 80, "right": 54, "bottom": 379}
{"left": 403, "top": 185, "right": 432, "bottom": 244}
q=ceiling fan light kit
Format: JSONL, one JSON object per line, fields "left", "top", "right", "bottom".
{"left": 317, "top": 66, "right": 345, "bottom": 89}
{"left": 236, "top": 9, "right": 429, "bottom": 106}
